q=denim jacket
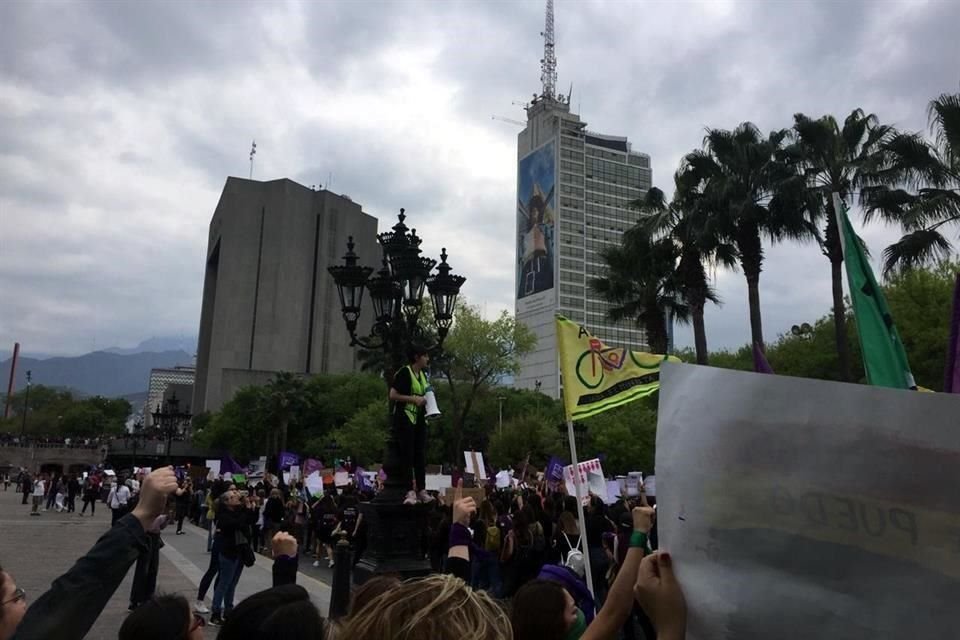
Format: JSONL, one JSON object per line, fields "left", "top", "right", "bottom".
{"left": 12, "top": 514, "right": 149, "bottom": 640}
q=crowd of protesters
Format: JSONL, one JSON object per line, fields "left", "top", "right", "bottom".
{"left": 0, "top": 460, "right": 685, "bottom": 640}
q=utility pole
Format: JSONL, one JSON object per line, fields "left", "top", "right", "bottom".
{"left": 497, "top": 396, "right": 505, "bottom": 435}
{"left": 19, "top": 370, "right": 31, "bottom": 439}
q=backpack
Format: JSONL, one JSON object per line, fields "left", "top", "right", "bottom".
{"left": 562, "top": 532, "right": 585, "bottom": 577}
{"left": 485, "top": 524, "right": 501, "bottom": 553}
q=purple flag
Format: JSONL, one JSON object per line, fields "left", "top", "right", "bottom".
{"left": 303, "top": 458, "right": 323, "bottom": 477}
{"left": 220, "top": 455, "right": 244, "bottom": 474}
{"left": 753, "top": 342, "right": 774, "bottom": 374}
{"left": 545, "top": 456, "right": 565, "bottom": 487}
{"left": 355, "top": 467, "right": 371, "bottom": 491}
{"left": 946, "top": 273, "right": 960, "bottom": 393}
{"left": 278, "top": 451, "right": 300, "bottom": 471}
{"left": 377, "top": 468, "right": 387, "bottom": 482}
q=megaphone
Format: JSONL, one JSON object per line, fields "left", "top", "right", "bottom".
{"left": 424, "top": 386, "right": 441, "bottom": 420}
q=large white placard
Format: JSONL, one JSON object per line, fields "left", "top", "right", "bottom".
{"left": 657, "top": 362, "right": 960, "bottom": 640}
{"left": 463, "top": 451, "right": 487, "bottom": 480}
{"left": 425, "top": 474, "right": 453, "bottom": 492}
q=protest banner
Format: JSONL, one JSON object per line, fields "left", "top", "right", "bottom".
{"left": 463, "top": 451, "right": 487, "bottom": 480}
{"left": 642, "top": 475, "right": 655, "bottom": 497}
{"left": 625, "top": 471, "right": 642, "bottom": 496}
{"left": 657, "top": 362, "right": 960, "bottom": 640}
{"left": 563, "top": 459, "right": 606, "bottom": 504}
{"left": 206, "top": 460, "right": 220, "bottom": 480}
{"left": 334, "top": 471, "right": 350, "bottom": 487}
{"left": 425, "top": 474, "right": 452, "bottom": 492}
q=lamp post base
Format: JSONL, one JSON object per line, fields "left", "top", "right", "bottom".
{"left": 353, "top": 492, "right": 432, "bottom": 584}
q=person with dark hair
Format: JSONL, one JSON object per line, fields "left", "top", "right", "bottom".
{"left": 80, "top": 474, "right": 100, "bottom": 516}
{"left": 215, "top": 584, "right": 325, "bottom": 640}
{"left": 66, "top": 474, "right": 80, "bottom": 513}
{"left": 512, "top": 507, "right": 656, "bottom": 640}
{"left": 0, "top": 563, "right": 27, "bottom": 640}
{"left": 388, "top": 345, "right": 432, "bottom": 504}
{"left": 209, "top": 490, "right": 257, "bottom": 626}
{"left": 174, "top": 478, "right": 192, "bottom": 535}
{"left": 312, "top": 494, "right": 338, "bottom": 568}
{"left": 119, "top": 593, "right": 205, "bottom": 640}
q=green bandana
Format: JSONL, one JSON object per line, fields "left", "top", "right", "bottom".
{"left": 565, "top": 608, "right": 587, "bottom": 640}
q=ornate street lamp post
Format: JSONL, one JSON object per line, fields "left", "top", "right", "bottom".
{"left": 125, "top": 418, "right": 147, "bottom": 470}
{"left": 328, "top": 208, "right": 465, "bottom": 580}
{"left": 152, "top": 393, "right": 192, "bottom": 465}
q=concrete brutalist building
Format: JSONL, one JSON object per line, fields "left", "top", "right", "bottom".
{"left": 193, "top": 177, "right": 379, "bottom": 414}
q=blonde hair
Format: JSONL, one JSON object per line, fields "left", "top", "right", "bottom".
{"left": 559, "top": 511, "right": 579, "bottom": 535}
{"left": 340, "top": 574, "right": 512, "bottom": 640}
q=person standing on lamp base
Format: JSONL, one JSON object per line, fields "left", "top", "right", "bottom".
{"left": 389, "top": 345, "right": 433, "bottom": 505}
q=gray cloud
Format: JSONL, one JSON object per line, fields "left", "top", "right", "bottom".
{"left": 1, "top": 0, "right": 958, "bottom": 358}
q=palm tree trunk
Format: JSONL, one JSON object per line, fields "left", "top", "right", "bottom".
{"left": 745, "top": 270, "right": 765, "bottom": 350}
{"left": 824, "top": 207, "right": 853, "bottom": 381}
{"left": 279, "top": 417, "right": 289, "bottom": 454}
{"left": 691, "top": 300, "right": 709, "bottom": 364}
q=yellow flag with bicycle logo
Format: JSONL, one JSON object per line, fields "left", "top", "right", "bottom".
{"left": 556, "top": 315, "right": 680, "bottom": 421}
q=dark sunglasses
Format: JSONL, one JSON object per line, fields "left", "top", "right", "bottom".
{"left": 2, "top": 587, "right": 25, "bottom": 605}
{"left": 189, "top": 613, "right": 206, "bottom": 631}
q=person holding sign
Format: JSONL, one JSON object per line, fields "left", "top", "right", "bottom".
{"left": 389, "top": 345, "right": 432, "bottom": 505}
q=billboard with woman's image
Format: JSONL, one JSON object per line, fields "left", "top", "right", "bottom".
{"left": 516, "top": 141, "right": 556, "bottom": 300}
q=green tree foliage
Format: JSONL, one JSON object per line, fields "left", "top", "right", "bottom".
{"left": 328, "top": 400, "right": 390, "bottom": 466}
{"left": 862, "top": 92, "right": 960, "bottom": 274}
{"left": 883, "top": 261, "right": 957, "bottom": 390}
{"left": 487, "top": 415, "right": 564, "bottom": 471}
{"left": 434, "top": 301, "right": 537, "bottom": 462}
{"left": 193, "top": 386, "right": 269, "bottom": 459}
{"left": 685, "top": 261, "right": 957, "bottom": 390}
{"left": 786, "top": 109, "right": 894, "bottom": 380}
{"left": 683, "top": 123, "right": 814, "bottom": 350}
{"left": 590, "top": 226, "right": 690, "bottom": 354}
{"left": 578, "top": 398, "right": 658, "bottom": 476}
{"left": 0, "top": 387, "right": 130, "bottom": 437}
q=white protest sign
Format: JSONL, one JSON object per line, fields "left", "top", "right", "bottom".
{"left": 304, "top": 471, "right": 324, "bottom": 497}
{"left": 604, "top": 480, "right": 621, "bottom": 504}
{"left": 425, "top": 474, "right": 453, "bottom": 492}
{"left": 642, "top": 475, "right": 655, "bottom": 497}
{"left": 334, "top": 471, "right": 350, "bottom": 487}
{"left": 626, "top": 471, "right": 643, "bottom": 496}
{"left": 206, "top": 460, "right": 221, "bottom": 480}
{"left": 495, "top": 470, "right": 512, "bottom": 489}
{"left": 289, "top": 465, "right": 301, "bottom": 482}
{"left": 564, "top": 459, "right": 607, "bottom": 504}
{"left": 463, "top": 451, "right": 487, "bottom": 480}
{"left": 657, "top": 362, "right": 960, "bottom": 640}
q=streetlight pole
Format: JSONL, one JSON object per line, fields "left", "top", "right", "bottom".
{"left": 328, "top": 208, "right": 465, "bottom": 580}
{"left": 497, "top": 396, "right": 505, "bottom": 435}
{"left": 19, "top": 370, "right": 32, "bottom": 439}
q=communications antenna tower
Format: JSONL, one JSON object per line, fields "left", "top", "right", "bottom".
{"left": 540, "top": 0, "right": 557, "bottom": 100}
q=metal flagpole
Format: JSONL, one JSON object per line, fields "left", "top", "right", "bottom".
{"left": 566, "top": 419, "right": 596, "bottom": 599}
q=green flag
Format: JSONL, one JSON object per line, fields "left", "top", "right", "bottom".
{"left": 834, "top": 193, "right": 915, "bottom": 389}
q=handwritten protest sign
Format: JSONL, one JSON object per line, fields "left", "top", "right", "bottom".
{"left": 564, "top": 459, "right": 606, "bottom": 504}
{"left": 657, "top": 362, "right": 960, "bottom": 640}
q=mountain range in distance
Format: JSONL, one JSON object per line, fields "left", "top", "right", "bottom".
{"left": 1, "top": 336, "right": 197, "bottom": 399}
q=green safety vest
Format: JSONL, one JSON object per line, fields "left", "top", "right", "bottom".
{"left": 400, "top": 365, "right": 428, "bottom": 425}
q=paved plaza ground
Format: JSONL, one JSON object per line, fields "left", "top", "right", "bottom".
{"left": 0, "top": 486, "right": 333, "bottom": 639}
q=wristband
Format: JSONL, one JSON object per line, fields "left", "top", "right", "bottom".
{"left": 448, "top": 522, "right": 473, "bottom": 548}
{"left": 629, "top": 531, "right": 648, "bottom": 549}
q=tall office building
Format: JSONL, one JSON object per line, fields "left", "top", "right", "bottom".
{"left": 515, "top": 1, "right": 653, "bottom": 398}
{"left": 193, "top": 177, "right": 379, "bottom": 413}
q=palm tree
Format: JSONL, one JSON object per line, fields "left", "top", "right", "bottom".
{"left": 635, "top": 181, "right": 737, "bottom": 364}
{"left": 683, "top": 122, "right": 814, "bottom": 351}
{"left": 862, "top": 92, "right": 960, "bottom": 274}
{"left": 785, "top": 109, "right": 894, "bottom": 381}
{"left": 589, "top": 228, "right": 690, "bottom": 354}
{"left": 262, "top": 372, "right": 308, "bottom": 454}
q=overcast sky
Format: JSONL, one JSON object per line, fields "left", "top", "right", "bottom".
{"left": 1, "top": 0, "right": 958, "bottom": 358}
